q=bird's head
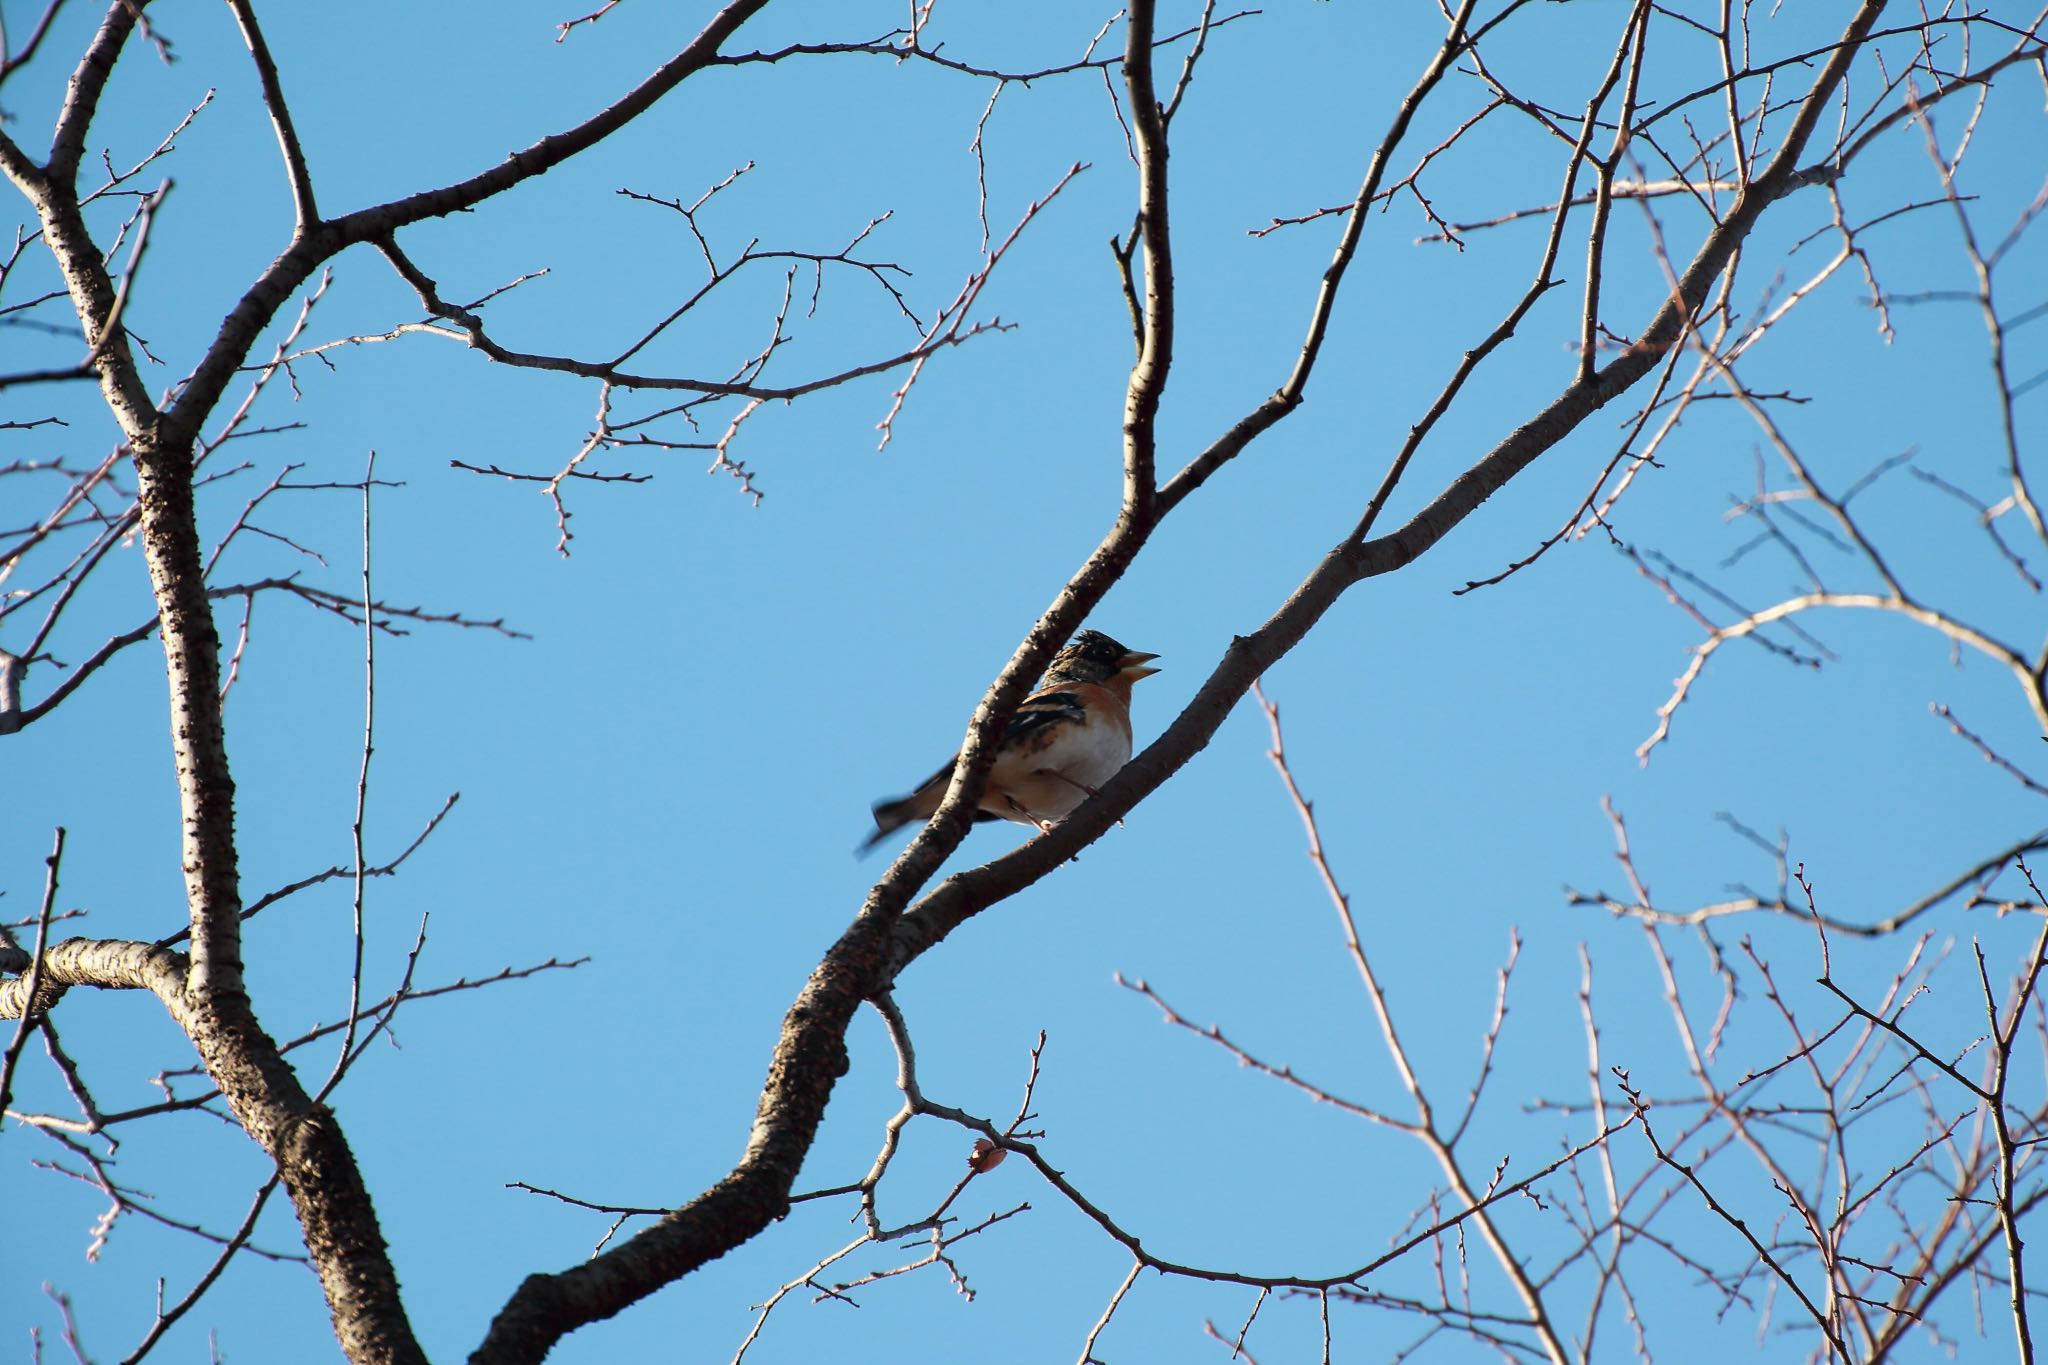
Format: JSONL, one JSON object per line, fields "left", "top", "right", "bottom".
{"left": 1047, "top": 629, "right": 1161, "bottom": 688}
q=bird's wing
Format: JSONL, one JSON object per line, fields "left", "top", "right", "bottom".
{"left": 1000, "top": 689, "right": 1087, "bottom": 752}
{"left": 894, "top": 691, "right": 1087, "bottom": 796}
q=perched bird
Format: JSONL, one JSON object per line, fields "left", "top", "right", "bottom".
{"left": 860, "top": 630, "right": 1161, "bottom": 855}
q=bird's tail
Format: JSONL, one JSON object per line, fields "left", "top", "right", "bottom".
{"left": 855, "top": 796, "right": 914, "bottom": 857}
{"left": 856, "top": 795, "right": 1001, "bottom": 856}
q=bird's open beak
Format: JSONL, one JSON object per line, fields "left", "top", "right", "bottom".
{"left": 1118, "top": 649, "right": 1162, "bottom": 681}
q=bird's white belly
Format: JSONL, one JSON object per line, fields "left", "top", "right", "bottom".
{"left": 983, "top": 715, "right": 1131, "bottom": 825}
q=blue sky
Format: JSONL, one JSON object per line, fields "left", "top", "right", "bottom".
{"left": 6, "top": 2, "right": 2047, "bottom": 1362}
